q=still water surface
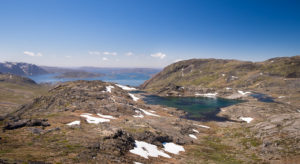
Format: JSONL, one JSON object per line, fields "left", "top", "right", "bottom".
{"left": 142, "top": 95, "right": 244, "bottom": 121}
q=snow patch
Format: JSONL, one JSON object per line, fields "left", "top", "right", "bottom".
{"left": 80, "top": 113, "right": 110, "bottom": 124}
{"left": 163, "top": 142, "right": 185, "bottom": 155}
{"left": 222, "top": 74, "right": 226, "bottom": 77}
{"left": 239, "top": 117, "right": 253, "bottom": 123}
{"left": 278, "top": 96, "right": 285, "bottom": 99}
{"left": 129, "top": 93, "right": 140, "bottom": 101}
{"left": 105, "top": 86, "right": 114, "bottom": 93}
{"left": 134, "top": 162, "right": 143, "bottom": 164}
{"left": 192, "top": 129, "right": 199, "bottom": 133}
{"left": 97, "top": 113, "right": 116, "bottom": 119}
{"left": 189, "top": 134, "right": 197, "bottom": 139}
{"left": 133, "top": 110, "right": 144, "bottom": 118}
{"left": 226, "top": 87, "right": 232, "bottom": 90}
{"left": 116, "top": 84, "right": 136, "bottom": 91}
{"left": 130, "top": 140, "right": 171, "bottom": 159}
{"left": 238, "top": 90, "right": 251, "bottom": 95}
{"left": 139, "top": 108, "right": 160, "bottom": 117}
{"left": 194, "top": 124, "right": 210, "bottom": 129}
{"left": 195, "top": 92, "right": 218, "bottom": 98}
{"left": 67, "top": 120, "right": 80, "bottom": 126}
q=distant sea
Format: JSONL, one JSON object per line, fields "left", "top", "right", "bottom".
{"left": 27, "top": 68, "right": 161, "bottom": 87}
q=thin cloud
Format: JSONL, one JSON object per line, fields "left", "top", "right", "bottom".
{"left": 24, "top": 51, "right": 42, "bottom": 57}
{"left": 151, "top": 52, "right": 166, "bottom": 59}
{"left": 102, "top": 57, "right": 108, "bottom": 61}
{"left": 65, "top": 56, "right": 72, "bottom": 58}
{"left": 89, "top": 51, "right": 101, "bottom": 55}
{"left": 125, "top": 52, "right": 133, "bottom": 56}
{"left": 103, "top": 51, "right": 117, "bottom": 56}
{"left": 174, "top": 59, "right": 183, "bottom": 62}
{"left": 89, "top": 51, "right": 117, "bottom": 56}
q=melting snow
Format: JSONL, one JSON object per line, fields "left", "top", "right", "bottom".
{"left": 116, "top": 84, "right": 136, "bottom": 91}
{"left": 105, "top": 86, "right": 114, "bottom": 93}
{"left": 278, "top": 96, "right": 285, "bottom": 99}
{"left": 130, "top": 140, "right": 171, "bottom": 159}
{"left": 139, "top": 108, "right": 160, "bottom": 117}
{"left": 239, "top": 117, "right": 253, "bottom": 123}
{"left": 80, "top": 113, "right": 110, "bottom": 124}
{"left": 129, "top": 93, "right": 140, "bottom": 101}
{"left": 189, "top": 134, "right": 197, "bottom": 139}
{"left": 133, "top": 110, "right": 144, "bottom": 118}
{"left": 97, "top": 113, "right": 116, "bottom": 119}
{"left": 134, "top": 162, "right": 143, "bottom": 164}
{"left": 226, "top": 87, "right": 232, "bottom": 90}
{"left": 67, "top": 120, "right": 80, "bottom": 126}
{"left": 195, "top": 92, "right": 218, "bottom": 98}
{"left": 163, "top": 142, "right": 185, "bottom": 155}
{"left": 238, "top": 90, "right": 251, "bottom": 95}
{"left": 192, "top": 129, "right": 199, "bottom": 133}
{"left": 222, "top": 74, "right": 226, "bottom": 77}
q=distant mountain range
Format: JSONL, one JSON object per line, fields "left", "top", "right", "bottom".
{"left": 0, "top": 62, "right": 162, "bottom": 79}
{"left": 0, "top": 62, "right": 48, "bottom": 76}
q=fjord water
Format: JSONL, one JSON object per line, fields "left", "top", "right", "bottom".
{"left": 28, "top": 69, "right": 159, "bottom": 86}
{"left": 142, "top": 95, "right": 243, "bottom": 121}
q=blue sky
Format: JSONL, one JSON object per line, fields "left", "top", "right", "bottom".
{"left": 0, "top": 0, "right": 299, "bottom": 68}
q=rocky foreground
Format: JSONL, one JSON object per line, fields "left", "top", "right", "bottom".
{"left": 0, "top": 80, "right": 216, "bottom": 164}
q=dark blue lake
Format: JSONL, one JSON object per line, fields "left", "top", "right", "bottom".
{"left": 142, "top": 95, "right": 244, "bottom": 121}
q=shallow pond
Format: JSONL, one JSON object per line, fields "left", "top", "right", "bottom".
{"left": 250, "top": 93, "right": 274, "bottom": 103}
{"left": 142, "top": 95, "right": 244, "bottom": 121}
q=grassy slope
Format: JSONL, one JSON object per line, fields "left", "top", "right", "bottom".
{"left": 141, "top": 56, "right": 300, "bottom": 91}
{"left": 0, "top": 82, "right": 49, "bottom": 117}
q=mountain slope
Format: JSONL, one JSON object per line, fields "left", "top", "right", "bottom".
{"left": 0, "top": 74, "right": 49, "bottom": 118}
{"left": 0, "top": 62, "right": 48, "bottom": 76}
{"left": 141, "top": 56, "right": 300, "bottom": 96}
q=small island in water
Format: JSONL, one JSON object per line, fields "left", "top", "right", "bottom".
{"left": 54, "top": 71, "right": 104, "bottom": 79}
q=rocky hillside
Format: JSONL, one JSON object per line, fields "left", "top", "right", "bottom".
{"left": 0, "top": 73, "right": 36, "bottom": 85}
{"left": 142, "top": 56, "right": 300, "bottom": 90}
{"left": 0, "top": 62, "right": 48, "bottom": 76}
{"left": 139, "top": 55, "right": 300, "bottom": 163}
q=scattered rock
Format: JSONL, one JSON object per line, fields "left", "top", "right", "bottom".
{"left": 3, "top": 119, "right": 50, "bottom": 130}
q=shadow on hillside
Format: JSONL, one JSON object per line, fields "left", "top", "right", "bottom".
{"left": 181, "top": 108, "right": 239, "bottom": 122}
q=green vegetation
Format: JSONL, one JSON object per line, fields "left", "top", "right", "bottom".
{"left": 186, "top": 136, "right": 243, "bottom": 164}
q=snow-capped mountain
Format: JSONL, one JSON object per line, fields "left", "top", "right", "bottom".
{"left": 0, "top": 62, "right": 48, "bottom": 76}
